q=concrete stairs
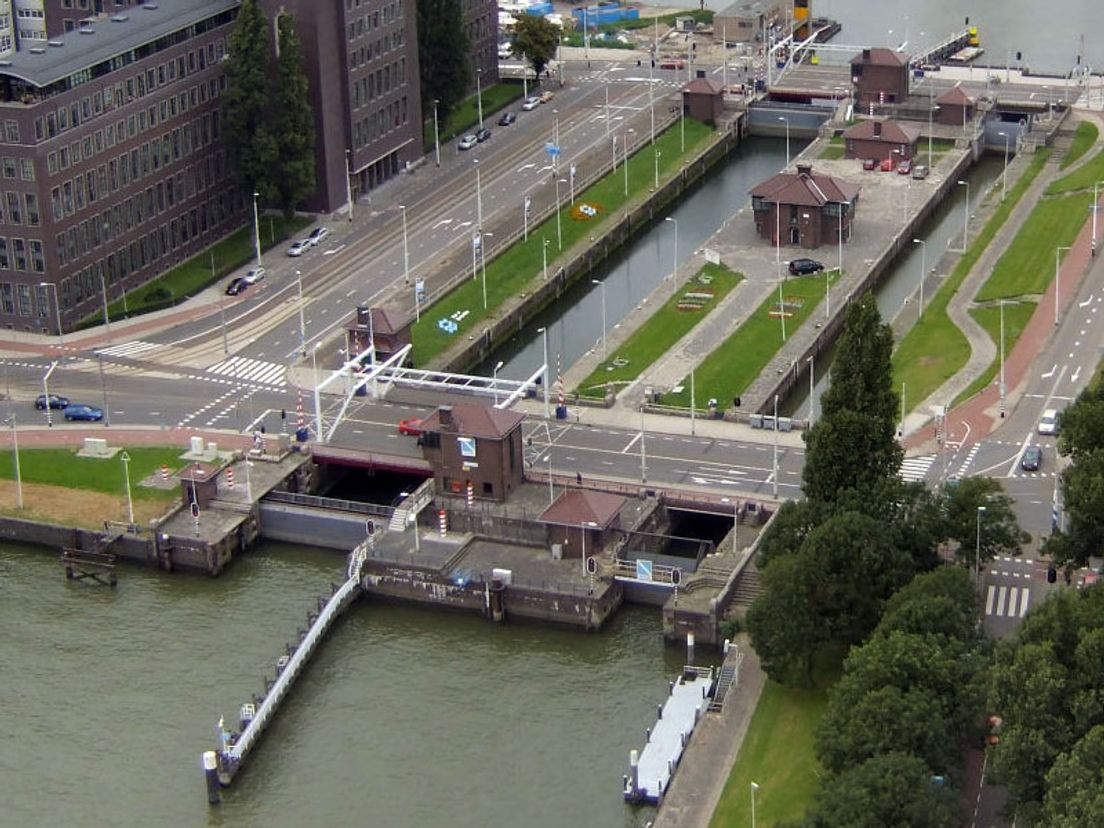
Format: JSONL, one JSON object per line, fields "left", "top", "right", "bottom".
{"left": 727, "top": 565, "right": 761, "bottom": 607}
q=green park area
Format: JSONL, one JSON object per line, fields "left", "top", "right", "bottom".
{"left": 954, "top": 299, "right": 1037, "bottom": 405}
{"left": 422, "top": 82, "right": 525, "bottom": 149}
{"left": 663, "top": 272, "right": 834, "bottom": 408}
{"left": 1057, "top": 120, "right": 1098, "bottom": 171}
{"left": 410, "top": 118, "right": 715, "bottom": 365}
{"left": 574, "top": 262, "right": 741, "bottom": 399}
{"left": 1047, "top": 128, "right": 1104, "bottom": 194}
{"left": 709, "top": 679, "right": 830, "bottom": 828}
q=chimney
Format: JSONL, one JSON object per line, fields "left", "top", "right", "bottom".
{"left": 873, "top": 121, "right": 882, "bottom": 138}
{"left": 439, "top": 406, "right": 454, "bottom": 427}
{"left": 862, "top": 48, "right": 871, "bottom": 61}
{"left": 796, "top": 164, "right": 812, "bottom": 177}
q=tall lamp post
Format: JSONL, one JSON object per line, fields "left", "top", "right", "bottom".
{"left": 997, "top": 131, "right": 1011, "bottom": 201}
{"left": 251, "top": 190, "right": 262, "bottom": 268}
{"left": 592, "top": 279, "right": 608, "bottom": 359}
{"left": 7, "top": 413, "right": 22, "bottom": 509}
{"left": 555, "top": 177, "right": 566, "bottom": 250}
{"left": 654, "top": 149, "right": 661, "bottom": 190}
{"left": 538, "top": 326, "right": 550, "bottom": 419}
{"left": 912, "top": 238, "right": 926, "bottom": 317}
{"left": 480, "top": 231, "right": 493, "bottom": 309}
{"left": 1055, "top": 245, "right": 1072, "bottom": 326}
{"left": 98, "top": 271, "right": 112, "bottom": 339}
{"left": 432, "top": 98, "right": 441, "bottom": 167}
{"left": 492, "top": 360, "right": 504, "bottom": 407}
{"left": 542, "top": 237, "right": 550, "bottom": 281}
{"left": 476, "top": 68, "right": 484, "bottom": 130}
{"left": 39, "top": 281, "right": 62, "bottom": 342}
{"left": 42, "top": 360, "right": 58, "bottom": 427}
{"left": 751, "top": 782, "right": 760, "bottom": 828}
{"left": 999, "top": 298, "right": 1006, "bottom": 416}
{"left": 975, "top": 505, "right": 987, "bottom": 582}
{"left": 778, "top": 116, "right": 790, "bottom": 167}
{"left": 399, "top": 204, "right": 410, "bottom": 284}
{"left": 345, "top": 149, "right": 354, "bottom": 222}
{"left": 665, "top": 217, "right": 678, "bottom": 279}
{"left": 772, "top": 394, "right": 779, "bottom": 498}
{"left": 1092, "top": 180, "right": 1103, "bottom": 255}
{"left": 295, "top": 269, "right": 306, "bottom": 356}
{"left": 957, "top": 179, "right": 970, "bottom": 252}
{"left": 121, "top": 449, "right": 134, "bottom": 527}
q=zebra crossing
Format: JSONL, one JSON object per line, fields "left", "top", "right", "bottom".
{"left": 206, "top": 356, "right": 287, "bottom": 387}
{"left": 985, "top": 584, "right": 1031, "bottom": 619}
{"left": 899, "top": 454, "right": 935, "bottom": 482}
{"left": 94, "top": 340, "right": 163, "bottom": 359}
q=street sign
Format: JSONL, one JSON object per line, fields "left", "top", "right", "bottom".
{"left": 635, "top": 558, "right": 653, "bottom": 581}
{"left": 191, "top": 501, "right": 200, "bottom": 519}
{"left": 545, "top": 143, "right": 561, "bottom": 157}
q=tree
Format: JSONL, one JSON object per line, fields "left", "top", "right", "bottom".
{"left": 746, "top": 555, "right": 823, "bottom": 686}
{"left": 818, "top": 293, "right": 898, "bottom": 427}
{"left": 1050, "top": 450, "right": 1104, "bottom": 569}
{"left": 222, "top": 0, "right": 277, "bottom": 199}
{"left": 416, "top": 0, "right": 470, "bottom": 122}
{"left": 1041, "top": 726, "right": 1104, "bottom": 828}
{"left": 877, "top": 566, "right": 982, "bottom": 645}
{"left": 1057, "top": 381, "right": 1104, "bottom": 462}
{"left": 512, "top": 15, "right": 560, "bottom": 79}
{"left": 273, "top": 14, "right": 316, "bottom": 217}
{"left": 804, "top": 753, "right": 959, "bottom": 828}
{"left": 941, "top": 476, "right": 1027, "bottom": 567}
{"left": 755, "top": 498, "right": 830, "bottom": 568}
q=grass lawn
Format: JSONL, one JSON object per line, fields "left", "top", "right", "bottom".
{"left": 1059, "top": 121, "right": 1099, "bottom": 170}
{"left": 411, "top": 118, "right": 715, "bottom": 365}
{"left": 81, "top": 214, "right": 313, "bottom": 326}
{"left": 954, "top": 299, "right": 1037, "bottom": 406}
{"left": 574, "top": 262, "right": 742, "bottom": 398}
{"left": 0, "top": 446, "right": 188, "bottom": 499}
{"left": 1047, "top": 143, "right": 1104, "bottom": 195}
{"left": 708, "top": 679, "right": 831, "bottom": 828}
{"left": 663, "top": 272, "right": 832, "bottom": 408}
{"left": 422, "top": 82, "right": 525, "bottom": 149}
{"left": 819, "top": 144, "right": 845, "bottom": 160}
{"left": 892, "top": 149, "right": 1050, "bottom": 406}
{"left": 975, "top": 193, "right": 1093, "bottom": 300}
{"left": 620, "top": 9, "right": 713, "bottom": 28}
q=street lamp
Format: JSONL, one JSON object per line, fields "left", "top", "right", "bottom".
{"left": 476, "top": 68, "right": 484, "bottom": 130}
{"left": 542, "top": 237, "right": 550, "bottom": 281}
{"left": 97, "top": 271, "right": 111, "bottom": 339}
{"left": 555, "top": 178, "right": 567, "bottom": 250}
{"left": 121, "top": 449, "right": 134, "bottom": 527}
{"left": 39, "top": 281, "right": 62, "bottom": 342}
{"left": 480, "top": 231, "right": 494, "bottom": 309}
{"left": 492, "top": 360, "right": 504, "bottom": 407}
{"left": 345, "top": 149, "right": 354, "bottom": 222}
{"left": 7, "top": 413, "right": 23, "bottom": 509}
{"left": 311, "top": 341, "right": 324, "bottom": 442}
{"left": 778, "top": 116, "right": 790, "bottom": 167}
{"left": 772, "top": 395, "right": 779, "bottom": 498}
{"left": 665, "top": 217, "right": 678, "bottom": 279}
{"left": 639, "top": 404, "right": 647, "bottom": 483}
{"left": 1093, "top": 180, "right": 1103, "bottom": 255}
{"left": 912, "top": 238, "right": 926, "bottom": 317}
{"left": 295, "top": 269, "right": 306, "bottom": 356}
{"left": 251, "top": 190, "right": 262, "bottom": 268}
{"left": 654, "top": 149, "right": 661, "bottom": 190}
{"left": 592, "top": 279, "right": 607, "bottom": 359}
{"left": 957, "top": 179, "right": 970, "bottom": 251}
{"left": 432, "top": 99, "right": 441, "bottom": 167}
{"left": 975, "top": 505, "right": 987, "bottom": 582}
{"left": 999, "top": 298, "right": 1006, "bottom": 416}
{"left": 474, "top": 158, "right": 483, "bottom": 231}
{"left": 1055, "top": 245, "right": 1072, "bottom": 326}
{"left": 538, "top": 326, "right": 550, "bottom": 419}
{"left": 997, "top": 131, "right": 1011, "bottom": 202}
{"left": 399, "top": 204, "right": 410, "bottom": 284}
{"left": 807, "top": 354, "right": 815, "bottom": 425}
{"left": 751, "top": 781, "right": 760, "bottom": 828}
{"left": 624, "top": 128, "right": 633, "bottom": 197}
{"left": 42, "top": 360, "right": 57, "bottom": 427}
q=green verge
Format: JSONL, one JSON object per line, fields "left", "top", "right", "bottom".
{"left": 0, "top": 447, "right": 187, "bottom": 501}
{"left": 574, "top": 262, "right": 742, "bottom": 398}
{"left": 80, "top": 214, "right": 313, "bottom": 326}
{"left": 422, "top": 82, "right": 525, "bottom": 149}
{"left": 411, "top": 118, "right": 714, "bottom": 365}
{"left": 618, "top": 9, "right": 713, "bottom": 30}
{"left": 892, "top": 149, "right": 1049, "bottom": 407}
{"left": 663, "top": 272, "right": 833, "bottom": 408}
{"left": 975, "top": 192, "right": 1093, "bottom": 300}
{"left": 1047, "top": 142, "right": 1104, "bottom": 195}
{"left": 819, "top": 144, "right": 844, "bottom": 160}
{"left": 953, "top": 300, "right": 1037, "bottom": 406}
{"left": 708, "top": 680, "right": 831, "bottom": 828}
{"left": 1059, "top": 121, "right": 1099, "bottom": 170}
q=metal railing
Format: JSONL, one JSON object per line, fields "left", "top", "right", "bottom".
{"left": 263, "top": 490, "right": 394, "bottom": 518}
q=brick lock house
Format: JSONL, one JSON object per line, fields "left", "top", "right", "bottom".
{"left": 681, "top": 76, "right": 724, "bottom": 126}
{"left": 850, "top": 47, "right": 909, "bottom": 106}
{"left": 750, "top": 164, "right": 860, "bottom": 249}
{"left": 539, "top": 489, "right": 625, "bottom": 561}
{"left": 418, "top": 404, "right": 524, "bottom": 502}
{"left": 936, "top": 84, "right": 977, "bottom": 128}
{"left": 843, "top": 118, "right": 921, "bottom": 162}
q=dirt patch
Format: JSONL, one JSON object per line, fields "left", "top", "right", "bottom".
{"left": 0, "top": 479, "right": 178, "bottom": 529}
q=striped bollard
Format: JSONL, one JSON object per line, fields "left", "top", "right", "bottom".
{"left": 466, "top": 480, "right": 474, "bottom": 508}
{"left": 438, "top": 509, "right": 447, "bottom": 537}
{"left": 160, "top": 464, "right": 169, "bottom": 482}
{"left": 226, "top": 467, "right": 235, "bottom": 490}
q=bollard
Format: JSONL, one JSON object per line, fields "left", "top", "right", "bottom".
{"left": 645, "top": 727, "right": 651, "bottom": 743}
{"left": 680, "top": 731, "right": 687, "bottom": 747}
{"left": 669, "top": 680, "right": 675, "bottom": 696}
{"left": 630, "top": 749, "right": 640, "bottom": 796}
{"left": 657, "top": 703, "right": 663, "bottom": 719}
{"left": 695, "top": 704, "right": 702, "bottom": 722}
{"left": 687, "top": 632, "right": 695, "bottom": 660}
{"left": 202, "top": 751, "right": 221, "bottom": 804}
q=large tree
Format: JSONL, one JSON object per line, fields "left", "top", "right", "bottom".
{"left": 942, "top": 476, "right": 1027, "bottom": 567}
{"left": 222, "top": 0, "right": 278, "bottom": 199}
{"left": 1047, "top": 380, "right": 1104, "bottom": 568}
{"left": 512, "top": 15, "right": 560, "bottom": 78}
{"left": 273, "top": 14, "right": 316, "bottom": 218}
{"left": 1041, "top": 725, "right": 1104, "bottom": 827}
{"left": 417, "top": 0, "right": 471, "bottom": 122}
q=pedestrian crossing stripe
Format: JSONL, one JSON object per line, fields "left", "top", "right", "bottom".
{"left": 985, "top": 584, "right": 1031, "bottom": 618}
{"left": 899, "top": 454, "right": 935, "bottom": 482}
{"left": 206, "top": 356, "right": 287, "bottom": 387}
{"left": 94, "top": 340, "right": 162, "bottom": 358}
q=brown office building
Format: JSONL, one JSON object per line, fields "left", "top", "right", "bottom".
{"left": 0, "top": 0, "right": 242, "bottom": 332}
{"left": 750, "top": 164, "right": 860, "bottom": 249}
{"left": 419, "top": 403, "right": 524, "bottom": 502}
{"left": 464, "top": 0, "right": 498, "bottom": 90}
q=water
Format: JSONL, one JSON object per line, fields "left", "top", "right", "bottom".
{"left": 0, "top": 541, "right": 684, "bottom": 827}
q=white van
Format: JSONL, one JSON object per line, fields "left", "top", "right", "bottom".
{"left": 1038, "top": 408, "right": 1061, "bottom": 435}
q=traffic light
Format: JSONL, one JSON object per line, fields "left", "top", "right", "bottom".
{"left": 1047, "top": 566, "right": 1057, "bottom": 584}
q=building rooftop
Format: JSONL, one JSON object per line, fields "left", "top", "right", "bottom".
{"left": 716, "top": 0, "right": 784, "bottom": 19}
{"left": 0, "top": 0, "right": 239, "bottom": 88}
{"left": 750, "top": 165, "right": 861, "bottom": 208}
{"left": 539, "top": 489, "right": 626, "bottom": 529}
{"left": 937, "top": 83, "right": 976, "bottom": 105}
{"left": 842, "top": 118, "right": 922, "bottom": 144}
{"left": 851, "top": 47, "right": 907, "bottom": 67}
{"left": 421, "top": 403, "right": 525, "bottom": 440}
{"left": 683, "top": 77, "right": 724, "bottom": 95}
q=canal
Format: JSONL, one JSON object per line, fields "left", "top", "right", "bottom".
{"left": 0, "top": 541, "right": 685, "bottom": 827}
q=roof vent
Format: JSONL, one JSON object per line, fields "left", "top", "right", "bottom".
{"left": 29, "top": 46, "right": 46, "bottom": 54}
{"left": 48, "top": 40, "right": 64, "bottom": 48}
{"left": 110, "top": 14, "right": 130, "bottom": 22}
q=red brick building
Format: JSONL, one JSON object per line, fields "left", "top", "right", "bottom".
{"left": 681, "top": 77, "right": 724, "bottom": 126}
{"left": 347, "top": 305, "right": 411, "bottom": 362}
{"left": 850, "top": 47, "right": 909, "bottom": 106}
{"left": 750, "top": 164, "right": 860, "bottom": 249}
{"left": 419, "top": 404, "right": 524, "bottom": 502}
{"left": 843, "top": 119, "right": 921, "bottom": 162}
{"left": 539, "top": 489, "right": 625, "bottom": 561}
{"left": 936, "top": 84, "right": 976, "bottom": 128}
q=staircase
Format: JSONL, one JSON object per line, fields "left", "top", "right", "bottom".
{"left": 708, "top": 663, "right": 738, "bottom": 713}
{"left": 388, "top": 506, "right": 409, "bottom": 532}
{"left": 727, "top": 565, "right": 761, "bottom": 607}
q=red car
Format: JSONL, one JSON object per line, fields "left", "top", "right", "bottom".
{"left": 398, "top": 418, "right": 423, "bottom": 436}
{"left": 896, "top": 158, "right": 912, "bottom": 175}
{"left": 879, "top": 157, "right": 894, "bottom": 172}
{"left": 862, "top": 157, "right": 876, "bottom": 171}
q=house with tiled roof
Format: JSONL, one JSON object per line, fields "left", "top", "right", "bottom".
{"left": 346, "top": 305, "right": 412, "bottom": 363}
{"left": 749, "top": 164, "right": 861, "bottom": 249}
{"left": 682, "top": 76, "right": 725, "bottom": 125}
{"left": 539, "top": 489, "right": 626, "bottom": 561}
{"left": 850, "top": 47, "right": 909, "bottom": 105}
{"left": 843, "top": 118, "right": 921, "bottom": 162}
{"left": 419, "top": 404, "right": 525, "bottom": 501}
{"left": 935, "top": 84, "right": 977, "bottom": 127}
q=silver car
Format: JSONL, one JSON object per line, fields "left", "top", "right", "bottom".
{"left": 458, "top": 134, "right": 478, "bottom": 151}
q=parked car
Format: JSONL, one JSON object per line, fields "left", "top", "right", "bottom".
{"left": 659, "top": 60, "right": 685, "bottom": 70}
{"left": 498, "top": 111, "right": 517, "bottom": 127}
{"left": 539, "top": 90, "right": 555, "bottom": 103}
{"left": 63, "top": 404, "right": 104, "bottom": 422}
{"left": 788, "top": 257, "right": 824, "bottom": 276}
{"left": 476, "top": 127, "right": 492, "bottom": 143}
{"left": 307, "top": 226, "right": 330, "bottom": 246}
{"left": 35, "top": 393, "right": 70, "bottom": 410}
{"left": 879, "top": 157, "right": 894, "bottom": 172}
{"left": 896, "top": 158, "right": 913, "bottom": 175}
{"left": 226, "top": 277, "right": 249, "bottom": 296}
{"left": 1020, "top": 445, "right": 1043, "bottom": 471}
{"left": 398, "top": 418, "right": 423, "bottom": 436}
{"left": 287, "top": 240, "right": 310, "bottom": 257}
{"left": 458, "top": 133, "right": 478, "bottom": 150}
{"left": 911, "top": 164, "right": 929, "bottom": 180}
{"left": 521, "top": 96, "right": 542, "bottom": 111}
{"left": 862, "top": 157, "right": 877, "bottom": 171}
{"left": 243, "top": 266, "right": 266, "bottom": 284}
{"left": 1038, "top": 408, "right": 1061, "bottom": 435}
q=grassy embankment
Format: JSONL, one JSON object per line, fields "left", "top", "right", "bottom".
{"left": 422, "top": 82, "right": 525, "bottom": 150}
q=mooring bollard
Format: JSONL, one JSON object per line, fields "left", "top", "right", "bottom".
{"left": 202, "top": 751, "right": 221, "bottom": 805}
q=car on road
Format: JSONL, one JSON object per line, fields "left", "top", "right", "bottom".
{"left": 458, "top": 133, "right": 478, "bottom": 150}
{"left": 1021, "top": 445, "right": 1043, "bottom": 471}
{"left": 539, "top": 90, "right": 555, "bottom": 103}
{"left": 287, "top": 240, "right": 310, "bottom": 257}
{"left": 659, "top": 60, "right": 685, "bottom": 70}
{"left": 35, "top": 393, "right": 69, "bottom": 410}
{"left": 521, "top": 96, "right": 542, "bottom": 111}
{"left": 1038, "top": 408, "right": 1061, "bottom": 435}
{"left": 476, "top": 127, "right": 492, "bottom": 142}
{"left": 243, "top": 266, "right": 266, "bottom": 285}
{"left": 307, "top": 226, "right": 330, "bottom": 247}
{"left": 788, "top": 257, "right": 824, "bottom": 276}
{"left": 879, "top": 157, "right": 894, "bottom": 172}
{"left": 911, "top": 164, "right": 929, "bottom": 180}
{"left": 398, "top": 418, "right": 423, "bottom": 436}
{"left": 498, "top": 111, "right": 516, "bottom": 127}
{"left": 63, "top": 404, "right": 104, "bottom": 422}
{"left": 896, "top": 158, "right": 913, "bottom": 175}
{"left": 862, "top": 157, "right": 877, "bottom": 171}
{"left": 226, "top": 277, "right": 249, "bottom": 296}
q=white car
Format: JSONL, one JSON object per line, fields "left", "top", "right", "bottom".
{"left": 1038, "top": 408, "right": 1061, "bottom": 435}
{"left": 287, "top": 240, "right": 310, "bottom": 257}
{"left": 458, "top": 133, "right": 478, "bottom": 151}
{"left": 243, "top": 266, "right": 266, "bottom": 285}
{"left": 307, "top": 226, "right": 330, "bottom": 247}
{"left": 521, "top": 96, "right": 542, "bottom": 111}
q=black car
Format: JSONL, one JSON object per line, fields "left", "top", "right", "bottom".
{"left": 476, "top": 127, "right": 492, "bottom": 142}
{"left": 788, "top": 257, "right": 824, "bottom": 276}
{"left": 225, "top": 277, "right": 249, "bottom": 296}
{"left": 498, "top": 112, "right": 516, "bottom": 127}
{"left": 1021, "top": 445, "right": 1042, "bottom": 472}
{"left": 35, "top": 393, "right": 70, "bottom": 410}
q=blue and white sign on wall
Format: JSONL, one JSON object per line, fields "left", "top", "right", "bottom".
{"left": 636, "top": 559, "right": 653, "bottom": 582}
{"left": 458, "top": 436, "right": 477, "bottom": 458}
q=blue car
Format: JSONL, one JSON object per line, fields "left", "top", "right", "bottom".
{"left": 63, "top": 404, "right": 104, "bottom": 422}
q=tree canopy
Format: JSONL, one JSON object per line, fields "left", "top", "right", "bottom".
{"left": 512, "top": 15, "right": 560, "bottom": 78}
{"left": 222, "top": 0, "right": 276, "bottom": 198}
{"left": 1048, "top": 379, "right": 1104, "bottom": 568}
{"left": 273, "top": 14, "right": 316, "bottom": 217}
{"left": 417, "top": 0, "right": 471, "bottom": 121}
{"left": 941, "top": 476, "right": 1028, "bottom": 567}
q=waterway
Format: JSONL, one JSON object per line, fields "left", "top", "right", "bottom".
{"left": 0, "top": 540, "right": 686, "bottom": 827}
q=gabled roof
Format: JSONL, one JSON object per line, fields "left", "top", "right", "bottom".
{"left": 421, "top": 404, "right": 524, "bottom": 440}
{"left": 842, "top": 119, "right": 922, "bottom": 144}
{"left": 364, "top": 306, "right": 404, "bottom": 336}
{"left": 851, "top": 48, "right": 908, "bottom": 67}
{"left": 750, "top": 167, "right": 861, "bottom": 207}
{"left": 539, "top": 489, "right": 625, "bottom": 529}
{"left": 683, "top": 77, "right": 724, "bottom": 95}
{"left": 937, "top": 83, "right": 976, "bottom": 106}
